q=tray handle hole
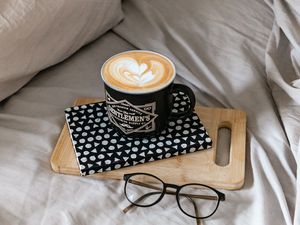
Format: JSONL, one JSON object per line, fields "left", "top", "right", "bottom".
{"left": 215, "top": 126, "right": 231, "bottom": 166}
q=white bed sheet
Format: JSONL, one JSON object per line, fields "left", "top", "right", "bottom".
{"left": 0, "top": 0, "right": 299, "bottom": 225}
{"left": 0, "top": 32, "right": 137, "bottom": 225}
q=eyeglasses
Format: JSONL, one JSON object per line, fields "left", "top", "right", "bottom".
{"left": 122, "top": 173, "right": 225, "bottom": 224}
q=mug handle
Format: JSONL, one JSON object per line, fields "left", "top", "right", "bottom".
{"left": 169, "top": 83, "right": 196, "bottom": 119}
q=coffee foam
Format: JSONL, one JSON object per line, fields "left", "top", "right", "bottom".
{"left": 102, "top": 51, "right": 175, "bottom": 93}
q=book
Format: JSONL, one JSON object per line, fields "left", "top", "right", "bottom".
{"left": 65, "top": 92, "right": 212, "bottom": 176}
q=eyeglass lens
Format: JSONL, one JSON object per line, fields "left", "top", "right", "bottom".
{"left": 125, "top": 174, "right": 164, "bottom": 207}
{"left": 178, "top": 184, "right": 219, "bottom": 218}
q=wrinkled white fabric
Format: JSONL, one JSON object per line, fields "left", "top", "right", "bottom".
{"left": 263, "top": 1, "right": 300, "bottom": 224}
{"left": 0, "top": 0, "right": 123, "bottom": 102}
{"left": 0, "top": 32, "right": 137, "bottom": 225}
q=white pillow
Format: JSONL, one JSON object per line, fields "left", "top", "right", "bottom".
{"left": 0, "top": 0, "right": 123, "bottom": 101}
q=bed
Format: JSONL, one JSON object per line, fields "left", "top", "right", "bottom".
{"left": 0, "top": 0, "right": 299, "bottom": 225}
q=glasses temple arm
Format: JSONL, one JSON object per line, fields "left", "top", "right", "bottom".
{"left": 123, "top": 189, "right": 207, "bottom": 225}
{"left": 123, "top": 191, "right": 161, "bottom": 213}
{"left": 178, "top": 192, "right": 218, "bottom": 201}
{"left": 128, "top": 179, "right": 162, "bottom": 191}
{"left": 185, "top": 196, "right": 203, "bottom": 225}
{"left": 123, "top": 193, "right": 204, "bottom": 225}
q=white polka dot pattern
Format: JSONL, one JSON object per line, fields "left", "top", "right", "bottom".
{"left": 65, "top": 92, "right": 212, "bottom": 176}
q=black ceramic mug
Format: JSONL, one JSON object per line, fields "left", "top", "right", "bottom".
{"left": 101, "top": 50, "right": 195, "bottom": 138}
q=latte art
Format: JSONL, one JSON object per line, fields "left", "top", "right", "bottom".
{"left": 102, "top": 51, "right": 175, "bottom": 93}
{"left": 110, "top": 57, "right": 164, "bottom": 86}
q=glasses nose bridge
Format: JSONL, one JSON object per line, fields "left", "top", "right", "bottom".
{"left": 165, "top": 183, "right": 180, "bottom": 190}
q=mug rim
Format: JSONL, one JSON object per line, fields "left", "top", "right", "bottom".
{"left": 100, "top": 50, "right": 176, "bottom": 95}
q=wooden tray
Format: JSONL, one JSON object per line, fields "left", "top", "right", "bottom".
{"left": 51, "top": 98, "right": 247, "bottom": 190}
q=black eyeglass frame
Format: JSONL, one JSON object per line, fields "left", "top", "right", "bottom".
{"left": 123, "top": 172, "right": 225, "bottom": 219}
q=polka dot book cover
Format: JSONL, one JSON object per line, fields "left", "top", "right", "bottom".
{"left": 65, "top": 93, "right": 212, "bottom": 176}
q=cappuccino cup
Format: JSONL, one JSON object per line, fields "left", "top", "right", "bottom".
{"left": 101, "top": 50, "right": 195, "bottom": 138}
